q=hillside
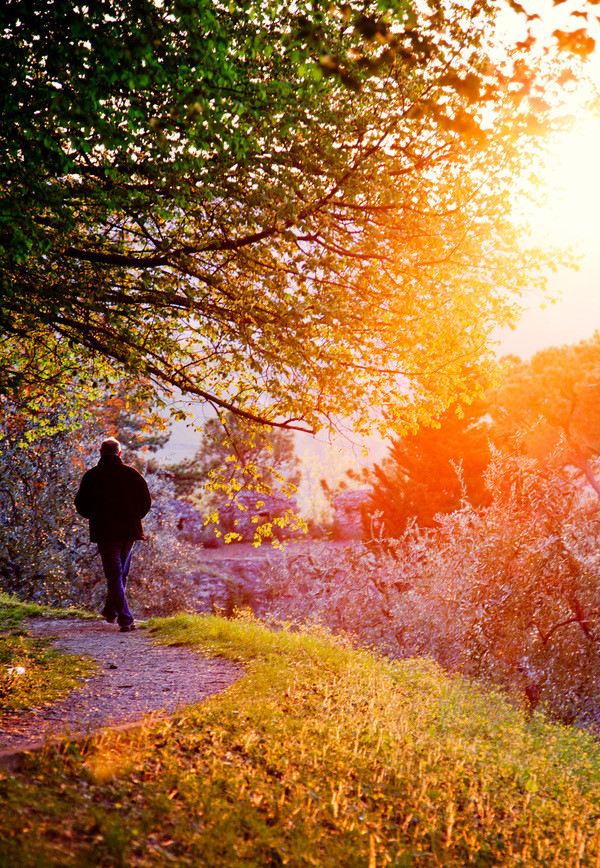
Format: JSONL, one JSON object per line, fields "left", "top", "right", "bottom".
{"left": 2, "top": 602, "right": 600, "bottom": 865}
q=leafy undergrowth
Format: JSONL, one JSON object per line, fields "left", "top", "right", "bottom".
{"left": 0, "top": 594, "right": 96, "bottom": 712}
{"left": 2, "top": 610, "right": 600, "bottom": 865}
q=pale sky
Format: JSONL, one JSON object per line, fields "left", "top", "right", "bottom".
{"left": 493, "top": 1, "right": 600, "bottom": 358}
{"left": 496, "top": 252, "right": 600, "bottom": 359}
{"left": 495, "top": 108, "right": 600, "bottom": 359}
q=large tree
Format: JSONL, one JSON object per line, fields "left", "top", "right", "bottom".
{"left": 489, "top": 333, "right": 600, "bottom": 497}
{"left": 0, "top": 0, "right": 581, "bottom": 438}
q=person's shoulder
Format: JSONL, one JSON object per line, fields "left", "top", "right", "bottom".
{"left": 121, "top": 462, "right": 147, "bottom": 480}
{"left": 82, "top": 464, "right": 100, "bottom": 479}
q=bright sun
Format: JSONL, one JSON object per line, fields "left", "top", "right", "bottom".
{"left": 523, "top": 113, "right": 600, "bottom": 250}
{"left": 491, "top": 2, "right": 600, "bottom": 356}
{"left": 495, "top": 0, "right": 600, "bottom": 253}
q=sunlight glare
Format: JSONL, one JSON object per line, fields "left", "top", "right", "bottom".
{"left": 520, "top": 113, "right": 600, "bottom": 250}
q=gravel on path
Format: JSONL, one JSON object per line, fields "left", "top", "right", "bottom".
{"left": 0, "top": 617, "right": 242, "bottom": 755}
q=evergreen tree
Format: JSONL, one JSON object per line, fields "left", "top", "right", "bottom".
{"left": 166, "top": 413, "right": 299, "bottom": 502}
{"left": 367, "top": 401, "right": 491, "bottom": 537}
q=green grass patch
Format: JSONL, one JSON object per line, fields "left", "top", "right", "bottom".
{"left": 0, "top": 595, "right": 96, "bottom": 713}
{"left": 2, "top": 611, "right": 600, "bottom": 865}
{"left": 0, "top": 592, "right": 92, "bottom": 631}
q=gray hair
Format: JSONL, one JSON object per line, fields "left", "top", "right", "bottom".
{"left": 100, "top": 437, "right": 121, "bottom": 456}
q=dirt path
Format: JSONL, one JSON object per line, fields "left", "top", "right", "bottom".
{"left": 0, "top": 617, "right": 242, "bottom": 756}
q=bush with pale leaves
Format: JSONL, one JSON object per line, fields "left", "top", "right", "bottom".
{"left": 264, "top": 454, "right": 600, "bottom": 725}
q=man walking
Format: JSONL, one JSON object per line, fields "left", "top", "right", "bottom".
{"left": 75, "top": 437, "right": 152, "bottom": 632}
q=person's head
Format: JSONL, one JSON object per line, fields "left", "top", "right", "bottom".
{"left": 100, "top": 437, "right": 122, "bottom": 457}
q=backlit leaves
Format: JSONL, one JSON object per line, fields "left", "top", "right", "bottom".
{"left": 553, "top": 27, "right": 596, "bottom": 55}
{"left": 0, "top": 0, "right": 578, "bottom": 440}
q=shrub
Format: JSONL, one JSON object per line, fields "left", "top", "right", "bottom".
{"left": 127, "top": 512, "right": 214, "bottom": 618}
{"left": 264, "top": 453, "right": 600, "bottom": 725}
{"left": 0, "top": 410, "right": 99, "bottom": 607}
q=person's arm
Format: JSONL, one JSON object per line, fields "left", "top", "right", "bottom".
{"left": 138, "top": 473, "right": 152, "bottom": 518}
{"left": 74, "top": 471, "right": 93, "bottom": 518}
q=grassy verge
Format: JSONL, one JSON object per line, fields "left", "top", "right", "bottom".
{"left": 1, "top": 608, "right": 600, "bottom": 865}
{"left": 0, "top": 592, "right": 94, "bottom": 629}
{"left": 0, "top": 594, "right": 96, "bottom": 713}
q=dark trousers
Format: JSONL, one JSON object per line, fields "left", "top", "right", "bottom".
{"left": 98, "top": 540, "right": 135, "bottom": 627}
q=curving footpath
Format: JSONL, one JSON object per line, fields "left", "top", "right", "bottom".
{"left": 0, "top": 617, "right": 241, "bottom": 770}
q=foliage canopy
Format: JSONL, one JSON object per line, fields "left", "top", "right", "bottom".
{"left": 1, "top": 0, "right": 565, "bottom": 435}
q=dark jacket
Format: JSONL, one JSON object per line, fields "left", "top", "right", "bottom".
{"left": 75, "top": 455, "right": 152, "bottom": 543}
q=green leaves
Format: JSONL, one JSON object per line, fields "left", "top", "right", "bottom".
{"left": 0, "top": 0, "right": 568, "bottom": 439}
